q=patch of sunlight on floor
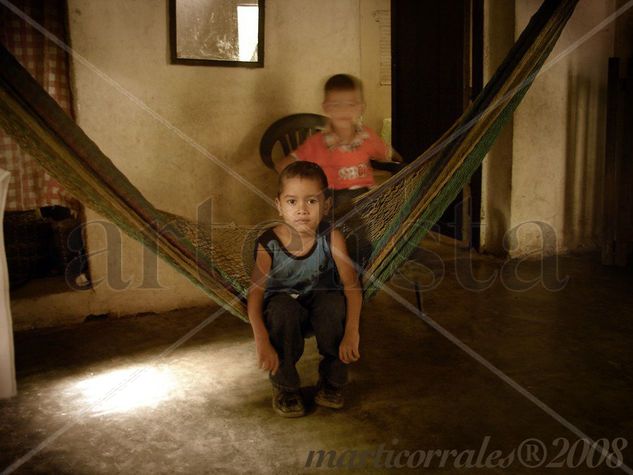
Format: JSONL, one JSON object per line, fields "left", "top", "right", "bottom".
{"left": 73, "top": 366, "right": 176, "bottom": 416}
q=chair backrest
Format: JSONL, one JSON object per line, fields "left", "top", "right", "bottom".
{"left": 259, "top": 113, "right": 327, "bottom": 170}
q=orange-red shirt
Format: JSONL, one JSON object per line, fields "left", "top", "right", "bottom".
{"left": 291, "top": 126, "right": 390, "bottom": 190}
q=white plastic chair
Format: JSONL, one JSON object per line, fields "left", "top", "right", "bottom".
{"left": 0, "top": 168, "right": 17, "bottom": 398}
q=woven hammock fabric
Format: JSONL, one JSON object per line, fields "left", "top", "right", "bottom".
{"left": 0, "top": 0, "right": 578, "bottom": 321}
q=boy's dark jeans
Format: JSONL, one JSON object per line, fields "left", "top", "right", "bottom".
{"left": 264, "top": 290, "right": 347, "bottom": 391}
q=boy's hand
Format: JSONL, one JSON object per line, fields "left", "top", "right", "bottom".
{"left": 339, "top": 331, "right": 360, "bottom": 364}
{"left": 256, "top": 338, "right": 279, "bottom": 375}
{"left": 390, "top": 149, "right": 404, "bottom": 163}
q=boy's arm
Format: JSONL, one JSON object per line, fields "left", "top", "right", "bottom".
{"left": 276, "top": 134, "right": 318, "bottom": 173}
{"left": 390, "top": 148, "right": 404, "bottom": 163}
{"left": 372, "top": 147, "right": 404, "bottom": 163}
{"left": 247, "top": 244, "right": 279, "bottom": 375}
{"left": 366, "top": 128, "right": 403, "bottom": 163}
{"left": 275, "top": 154, "right": 297, "bottom": 173}
{"left": 330, "top": 229, "right": 362, "bottom": 364}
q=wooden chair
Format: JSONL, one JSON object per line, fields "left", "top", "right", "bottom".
{"left": 259, "top": 113, "right": 403, "bottom": 174}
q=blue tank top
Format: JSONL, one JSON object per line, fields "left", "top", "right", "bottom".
{"left": 256, "top": 221, "right": 338, "bottom": 300}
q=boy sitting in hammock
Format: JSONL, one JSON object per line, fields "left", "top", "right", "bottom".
{"left": 248, "top": 161, "right": 361, "bottom": 418}
{"left": 275, "top": 73, "right": 401, "bottom": 210}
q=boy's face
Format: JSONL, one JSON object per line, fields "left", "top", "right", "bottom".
{"left": 322, "top": 89, "right": 364, "bottom": 129}
{"left": 276, "top": 177, "right": 331, "bottom": 235}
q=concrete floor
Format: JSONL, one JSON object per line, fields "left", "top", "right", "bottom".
{"left": 1, "top": 239, "right": 632, "bottom": 474}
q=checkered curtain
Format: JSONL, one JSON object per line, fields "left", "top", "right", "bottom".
{"left": 0, "top": 0, "right": 77, "bottom": 211}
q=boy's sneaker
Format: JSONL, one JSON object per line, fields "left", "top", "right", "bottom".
{"left": 272, "top": 386, "right": 305, "bottom": 418}
{"left": 314, "top": 379, "right": 344, "bottom": 409}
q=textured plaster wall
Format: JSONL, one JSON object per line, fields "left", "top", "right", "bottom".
{"left": 13, "top": 0, "right": 366, "bottom": 327}
{"left": 482, "top": 0, "right": 617, "bottom": 257}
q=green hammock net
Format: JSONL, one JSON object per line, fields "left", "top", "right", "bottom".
{"left": 0, "top": 0, "right": 578, "bottom": 321}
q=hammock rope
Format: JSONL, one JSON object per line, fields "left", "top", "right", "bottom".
{"left": 0, "top": 0, "right": 578, "bottom": 321}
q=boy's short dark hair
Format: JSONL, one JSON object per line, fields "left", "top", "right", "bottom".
{"left": 324, "top": 74, "right": 363, "bottom": 98}
{"left": 279, "top": 161, "right": 329, "bottom": 193}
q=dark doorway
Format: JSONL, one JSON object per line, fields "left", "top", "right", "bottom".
{"left": 392, "top": 0, "right": 483, "bottom": 248}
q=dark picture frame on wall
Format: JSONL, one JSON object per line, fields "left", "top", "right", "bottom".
{"left": 169, "top": 0, "right": 265, "bottom": 68}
